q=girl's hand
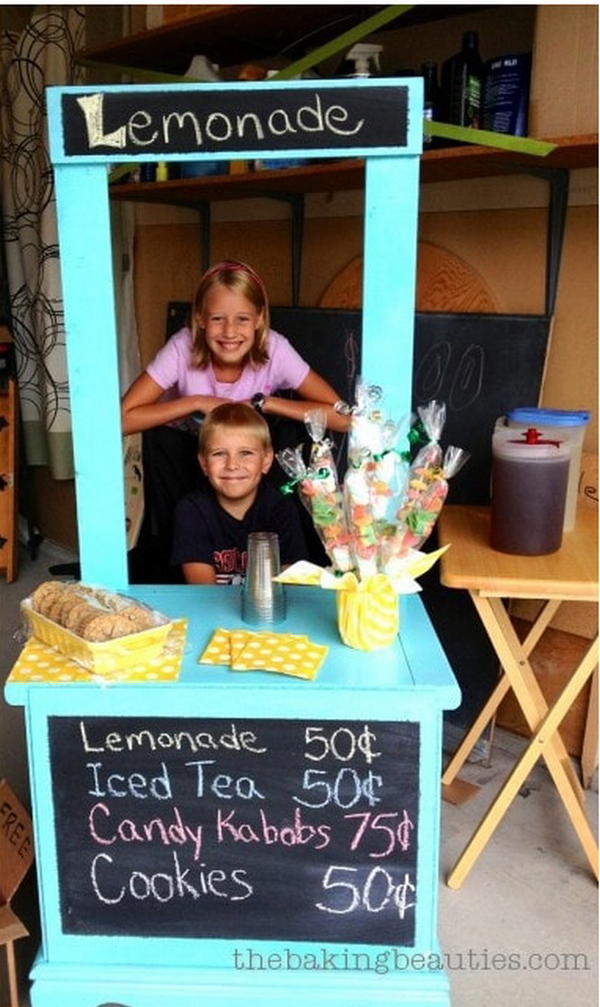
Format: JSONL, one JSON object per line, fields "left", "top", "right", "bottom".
{"left": 263, "top": 370, "right": 351, "bottom": 433}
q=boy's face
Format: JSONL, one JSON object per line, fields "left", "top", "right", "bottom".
{"left": 199, "top": 426, "right": 273, "bottom": 514}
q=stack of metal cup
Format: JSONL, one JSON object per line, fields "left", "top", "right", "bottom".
{"left": 241, "top": 532, "right": 287, "bottom": 626}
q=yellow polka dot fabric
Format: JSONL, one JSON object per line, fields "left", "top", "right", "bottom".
{"left": 198, "top": 629, "right": 327, "bottom": 681}
{"left": 8, "top": 620, "right": 188, "bottom": 684}
{"left": 198, "top": 628, "right": 232, "bottom": 666}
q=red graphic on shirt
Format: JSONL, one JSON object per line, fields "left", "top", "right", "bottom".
{"left": 213, "top": 548, "right": 248, "bottom": 582}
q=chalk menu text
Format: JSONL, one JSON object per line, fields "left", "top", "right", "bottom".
{"left": 49, "top": 716, "right": 419, "bottom": 945}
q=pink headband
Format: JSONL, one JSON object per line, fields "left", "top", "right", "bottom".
{"left": 202, "top": 260, "right": 267, "bottom": 299}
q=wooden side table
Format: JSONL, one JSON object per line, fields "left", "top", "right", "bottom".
{"left": 437, "top": 505, "right": 598, "bottom": 889}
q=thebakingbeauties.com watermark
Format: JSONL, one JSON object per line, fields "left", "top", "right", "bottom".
{"left": 232, "top": 947, "right": 591, "bottom": 975}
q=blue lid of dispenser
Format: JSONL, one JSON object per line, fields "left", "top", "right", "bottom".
{"left": 507, "top": 407, "right": 590, "bottom": 427}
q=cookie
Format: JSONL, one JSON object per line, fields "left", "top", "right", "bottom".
{"left": 119, "top": 605, "right": 155, "bottom": 632}
{"left": 31, "top": 581, "right": 65, "bottom": 615}
{"left": 65, "top": 602, "right": 97, "bottom": 635}
{"left": 82, "top": 613, "right": 133, "bottom": 642}
{"left": 57, "top": 591, "right": 87, "bottom": 625}
{"left": 108, "top": 614, "right": 140, "bottom": 639}
{"left": 46, "top": 594, "right": 68, "bottom": 623}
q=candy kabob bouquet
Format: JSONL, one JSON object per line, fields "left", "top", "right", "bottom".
{"left": 276, "top": 381, "right": 469, "bottom": 650}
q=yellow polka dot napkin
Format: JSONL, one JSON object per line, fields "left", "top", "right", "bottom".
{"left": 198, "top": 628, "right": 327, "bottom": 681}
{"left": 198, "top": 628, "right": 232, "bottom": 666}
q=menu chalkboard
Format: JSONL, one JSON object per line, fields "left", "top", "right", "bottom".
{"left": 48, "top": 716, "right": 419, "bottom": 945}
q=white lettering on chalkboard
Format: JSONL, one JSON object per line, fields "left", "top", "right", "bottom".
{"left": 316, "top": 865, "right": 415, "bottom": 919}
{"left": 128, "top": 109, "right": 158, "bottom": 146}
{"left": 79, "top": 720, "right": 267, "bottom": 755}
{"left": 185, "top": 761, "right": 265, "bottom": 800}
{"left": 75, "top": 94, "right": 126, "bottom": 148}
{"left": 292, "top": 768, "right": 383, "bottom": 808}
{"left": 304, "top": 725, "right": 381, "bottom": 764}
{"left": 86, "top": 760, "right": 172, "bottom": 799}
{"left": 75, "top": 93, "right": 365, "bottom": 152}
{"left": 90, "top": 850, "right": 253, "bottom": 904}
{"left": 206, "top": 112, "right": 232, "bottom": 142}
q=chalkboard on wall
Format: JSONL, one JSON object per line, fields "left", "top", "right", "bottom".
{"left": 48, "top": 716, "right": 419, "bottom": 946}
{"left": 270, "top": 307, "right": 551, "bottom": 504}
{"left": 166, "top": 304, "right": 551, "bottom": 502}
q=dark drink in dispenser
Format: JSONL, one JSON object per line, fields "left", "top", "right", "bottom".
{"left": 490, "top": 427, "right": 570, "bottom": 555}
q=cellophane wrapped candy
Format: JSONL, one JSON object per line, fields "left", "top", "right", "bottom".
{"left": 277, "top": 410, "right": 354, "bottom": 573}
{"left": 277, "top": 388, "right": 468, "bottom": 590}
{"left": 274, "top": 390, "right": 468, "bottom": 652}
{"left": 343, "top": 381, "right": 409, "bottom": 579}
{"left": 380, "top": 401, "right": 469, "bottom": 568}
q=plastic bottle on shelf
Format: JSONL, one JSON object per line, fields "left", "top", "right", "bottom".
{"left": 181, "top": 55, "right": 223, "bottom": 178}
{"left": 139, "top": 163, "right": 156, "bottom": 182}
{"left": 255, "top": 70, "right": 308, "bottom": 171}
{"left": 344, "top": 42, "right": 383, "bottom": 78}
{"left": 441, "top": 31, "right": 484, "bottom": 129}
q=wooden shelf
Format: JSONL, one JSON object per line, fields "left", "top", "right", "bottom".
{"left": 419, "top": 133, "right": 598, "bottom": 183}
{"left": 81, "top": 5, "right": 488, "bottom": 76}
{"left": 108, "top": 135, "right": 598, "bottom": 209}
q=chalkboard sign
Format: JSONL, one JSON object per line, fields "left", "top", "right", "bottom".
{"left": 270, "top": 307, "right": 551, "bottom": 503}
{"left": 61, "top": 86, "right": 408, "bottom": 158}
{"left": 48, "top": 716, "right": 419, "bottom": 946}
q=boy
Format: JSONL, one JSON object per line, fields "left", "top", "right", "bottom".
{"left": 171, "top": 402, "right": 308, "bottom": 584}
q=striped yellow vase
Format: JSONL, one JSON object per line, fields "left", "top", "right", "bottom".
{"left": 336, "top": 574, "right": 399, "bottom": 651}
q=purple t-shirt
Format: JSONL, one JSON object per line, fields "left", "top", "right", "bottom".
{"left": 146, "top": 326, "right": 310, "bottom": 399}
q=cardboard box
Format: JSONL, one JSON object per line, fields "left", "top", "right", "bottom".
{"left": 0, "top": 779, "right": 34, "bottom": 1007}
{"left": 529, "top": 5, "right": 598, "bottom": 136}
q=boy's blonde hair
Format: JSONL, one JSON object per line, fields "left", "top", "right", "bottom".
{"left": 191, "top": 260, "right": 270, "bottom": 369}
{"left": 199, "top": 402, "right": 272, "bottom": 454}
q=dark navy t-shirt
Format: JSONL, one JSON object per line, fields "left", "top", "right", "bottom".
{"left": 171, "top": 480, "right": 308, "bottom": 584}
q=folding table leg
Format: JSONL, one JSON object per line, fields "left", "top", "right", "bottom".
{"left": 581, "top": 667, "right": 598, "bottom": 789}
{"left": 442, "top": 598, "right": 562, "bottom": 788}
{"left": 473, "top": 595, "right": 585, "bottom": 803}
{"left": 447, "top": 636, "right": 599, "bottom": 888}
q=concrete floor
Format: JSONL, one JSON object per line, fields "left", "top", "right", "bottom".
{"left": 1, "top": 536, "right": 597, "bottom": 1006}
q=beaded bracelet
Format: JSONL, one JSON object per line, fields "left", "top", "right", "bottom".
{"left": 333, "top": 400, "right": 352, "bottom": 416}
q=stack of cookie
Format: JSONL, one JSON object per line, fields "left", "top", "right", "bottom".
{"left": 30, "top": 581, "right": 158, "bottom": 642}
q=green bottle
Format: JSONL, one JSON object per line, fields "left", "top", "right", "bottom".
{"left": 441, "top": 31, "right": 484, "bottom": 129}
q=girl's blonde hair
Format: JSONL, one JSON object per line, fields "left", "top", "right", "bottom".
{"left": 191, "top": 260, "right": 270, "bottom": 369}
{"left": 199, "top": 402, "right": 272, "bottom": 454}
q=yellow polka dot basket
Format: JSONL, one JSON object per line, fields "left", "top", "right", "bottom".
{"left": 21, "top": 600, "right": 174, "bottom": 676}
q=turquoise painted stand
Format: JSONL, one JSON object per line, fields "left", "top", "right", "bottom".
{"left": 6, "top": 80, "right": 460, "bottom": 1005}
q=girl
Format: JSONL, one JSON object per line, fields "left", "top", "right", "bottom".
{"left": 123, "top": 260, "right": 344, "bottom": 581}
{"left": 121, "top": 259, "right": 351, "bottom": 435}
